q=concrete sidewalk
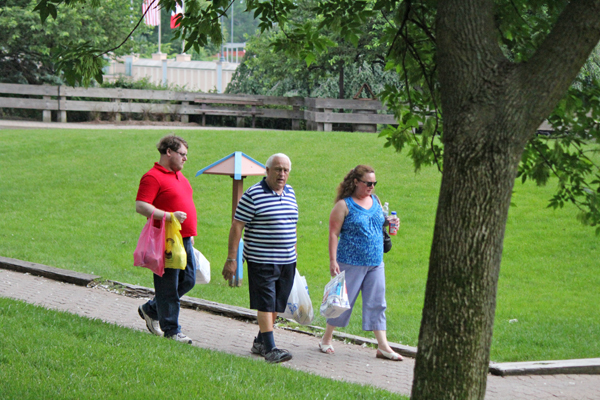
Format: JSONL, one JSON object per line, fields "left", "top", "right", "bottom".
{"left": 2, "top": 268, "right": 600, "bottom": 399}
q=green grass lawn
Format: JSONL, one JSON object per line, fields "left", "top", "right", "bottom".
{"left": 0, "top": 297, "right": 406, "bottom": 400}
{"left": 0, "top": 127, "right": 598, "bottom": 362}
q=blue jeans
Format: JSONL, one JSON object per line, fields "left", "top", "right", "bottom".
{"left": 142, "top": 236, "right": 196, "bottom": 336}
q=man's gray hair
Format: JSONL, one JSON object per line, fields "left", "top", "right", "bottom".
{"left": 265, "top": 153, "right": 292, "bottom": 171}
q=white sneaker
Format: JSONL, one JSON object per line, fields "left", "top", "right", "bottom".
{"left": 167, "top": 332, "right": 192, "bottom": 344}
{"left": 138, "top": 306, "right": 163, "bottom": 336}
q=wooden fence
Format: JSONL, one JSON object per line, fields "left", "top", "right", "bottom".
{"left": 0, "top": 83, "right": 397, "bottom": 132}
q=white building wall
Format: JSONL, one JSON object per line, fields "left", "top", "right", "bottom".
{"left": 104, "top": 56, "right": 239, "bottom": 93}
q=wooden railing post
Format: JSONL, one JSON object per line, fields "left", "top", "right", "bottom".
{"left": 323, "top": 108, "right": 333, "bottom": 132}
{"left": 236, "top": 105, "right": 245, "bottom": 127}
{"left": 42, "top": 95, "right": 52, "bottom": 122}
{"left": 292, "top": 105, "right": 301, "bottom": 130}
{"left": 306, "top": 105, "right": 315, "bottom": 131}
{"left": 57, "top": 85, "right": 67, "bottom": 123}
{"left": 352, "top": 108, "right": 377, "bottom": 132}
{"left": 181, "top": 101, "right": 189, "bottom": 123}
{"left": 112, "top": 99, "right": 121, "bottom": 122}
{"left": 316, "top": 107, "right": 325, "bottom": 131}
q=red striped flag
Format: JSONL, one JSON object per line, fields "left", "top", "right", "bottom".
{"left": 142, "top": 0, "right": 160, "bottom": 26}
{"left": 170, "top": 3, "right": 183, "bottom": 29}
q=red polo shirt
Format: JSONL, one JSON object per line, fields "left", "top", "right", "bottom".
{"left": 136, "top": 162, "right": 197, "bottom": 238}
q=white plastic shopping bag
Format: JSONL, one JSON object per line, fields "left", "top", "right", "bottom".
{"left": 279, "top": 268, "right": 314, "bottom": 325}
{"left": 320, "top": 270, "right": 350, "bottom": 318}
{"left": 193, "top": 247, "right": 211, "bottom": 284}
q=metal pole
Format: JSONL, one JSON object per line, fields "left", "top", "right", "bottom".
{"left": 220, "top": 14, "right": 224, "bottom": 63}
{"left": 182, "top": 1, "right": 186, "bottom": 53}
{"left": 217, "top": 60, "right": 222, "bottom": 93}
{"left": 125, "top": 56, "right": 133, "bottom": 76}
{"left": 217, "top": 15, "right": 225, "bottom": 93}
{"left": 158, "top": 7, "right": 162, "bottom": 53}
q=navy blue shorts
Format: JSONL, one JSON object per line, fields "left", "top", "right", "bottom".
{"left": 247, "top": 261, "right": 296, "bottom": 313}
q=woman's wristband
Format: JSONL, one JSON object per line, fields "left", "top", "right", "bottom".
{"left": 226, "top": 258, "right": 236, "bottom": 262}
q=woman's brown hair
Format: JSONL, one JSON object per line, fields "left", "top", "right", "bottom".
{"left": 334, "top": 165, "right": 375, "bottom": 203}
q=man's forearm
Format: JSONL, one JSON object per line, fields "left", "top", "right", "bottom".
{"left": 227, "top": 220, "right": 245, "bottom": 258}
{"left": 135, "top": 201, "right": 187, "bottom": 222}
{"left": 136, "top": 201, "right": 166, "bottom": 220}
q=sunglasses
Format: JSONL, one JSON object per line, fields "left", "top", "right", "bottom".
{"left": 359, "top": 180, "right": 377, "bottom": 187}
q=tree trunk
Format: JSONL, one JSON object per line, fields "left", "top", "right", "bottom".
{"left": 411, "top": 124, "right": 522, "bottom": 399}
{"left": 411, "top": 0, "right": 600, "bottom": 399}
{"left": 338, "top": 63, "right": 345, "bottom": 99}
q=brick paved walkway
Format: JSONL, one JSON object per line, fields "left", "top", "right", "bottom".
{"left": 2, "top": 269, "right": 600, "bottom": 399}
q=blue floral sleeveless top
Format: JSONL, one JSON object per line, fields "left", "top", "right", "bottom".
{"left": 337, "top": 195, "right": 384, "bottom": 266}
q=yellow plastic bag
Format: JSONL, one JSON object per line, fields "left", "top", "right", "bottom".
{"left": 164, "top": 213, "right": 186, "bottom": 270}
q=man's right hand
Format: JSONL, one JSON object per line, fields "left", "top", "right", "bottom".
{"left": 222, "top": 259, "right": 237, "bottom": 280}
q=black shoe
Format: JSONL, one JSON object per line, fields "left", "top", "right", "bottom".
{"left": 251, "top": 340, "right": 264, "bottom": 355}
{"left": 263, "top": 348, "right": 292, "bottom": 363}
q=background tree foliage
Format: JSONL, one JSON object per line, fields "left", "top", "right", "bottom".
{"left": 227, "top": 0, "right": 402, "bottom": 99}
{"left": 227, "top": 34, "right": 402, "bottom": 99}
{"left": 5, "top": 0, "right": 260, "bottom": 83}
{"left": 0, "top": 0, "right": 152, "bottom": 85}
{"left": 224, "top": 0, "right": 260, "bottom": 43}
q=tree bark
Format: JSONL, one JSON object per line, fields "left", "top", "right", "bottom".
{"left": 411, "top": 0, "right": 600, "bottom": 399}
{"left": 411, "top": 123, "right": 520, "bottom": 399}
{"left": 338, "top": 63, "right": 345, "bottom": 99}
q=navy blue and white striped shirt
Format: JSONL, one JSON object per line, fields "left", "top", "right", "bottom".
{"left": 234, "top": 178, "right": 298, "bottom": 264}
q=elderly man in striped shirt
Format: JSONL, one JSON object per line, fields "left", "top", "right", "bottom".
{"left": 222, "top": 153, "right": 298, "bottom": 363}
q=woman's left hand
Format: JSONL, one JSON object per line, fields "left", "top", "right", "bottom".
{"left": 387, "top": 215, "right": 400, "bottom": 229}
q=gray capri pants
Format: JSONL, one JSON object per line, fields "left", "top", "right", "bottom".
{"left": 326, "top": 261, "right": 387, "bottom": 331}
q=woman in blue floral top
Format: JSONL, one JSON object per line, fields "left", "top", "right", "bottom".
{"left": 318, "top": 165, "right": 402, "bottom": 361}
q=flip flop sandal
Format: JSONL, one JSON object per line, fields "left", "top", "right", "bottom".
{"left": 376, "top": 348, "right": 403, "bottom": 361}
{"left": 319, "top": 342, "right": 335, "bottom": 354}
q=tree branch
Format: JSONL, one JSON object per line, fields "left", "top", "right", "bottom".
{"left": 509, "top": 0, "right": 532, "bottom": 29}
{"left": 96, "top": 0, "right": 159, "bottom": 58}
{"left": 400, "top": 26, "right": 442, "bottom": 171}
{"left": 387, "top": 0, "right": 412, "bottom": 58}
{"left": 519, "top": 0, "right": 600, "bottom": 128}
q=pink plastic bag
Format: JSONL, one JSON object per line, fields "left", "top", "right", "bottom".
{"left": 133, "top": 212, "right": 166, "bottom": 277}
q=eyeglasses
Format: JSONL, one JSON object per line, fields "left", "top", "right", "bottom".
{"left": 174, "top": 150, "right": 188, "bottom": 158}
{"left": 359, "top": 180, "right": 377, "bottom": 187}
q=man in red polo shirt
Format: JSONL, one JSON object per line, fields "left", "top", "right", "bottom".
{"left": 135, "top": 135, "right": 197, "bottom": 344}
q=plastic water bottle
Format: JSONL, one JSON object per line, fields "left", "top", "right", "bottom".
{"left": 389, "top": 211, "right": 398, "bottom": 235}
{"left": 382, "top": 202, "right": 389, "bottom": 217}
